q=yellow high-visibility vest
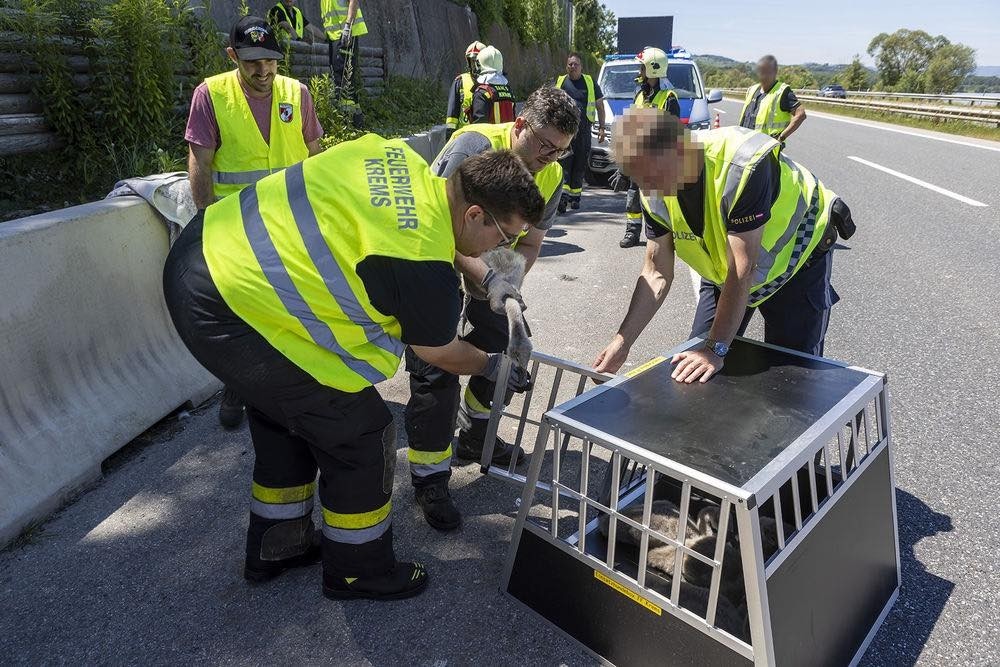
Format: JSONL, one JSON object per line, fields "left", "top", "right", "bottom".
{"left": 633, "top": 86, "right": 678, "bottom": 111}
{"left": 739, "top": 82, "right": 792, "bottom": 136}
{"left": 322, "top": 0, "right": 368, "bottom": 40}
{"left": 202, "top": 134, "right": 456, "bottom": 392}
{"left": 556, "top": 73, "right": 597, "bottom": 123}
{"left": 205, "top": 70, "right": 309, "bottom": 200}
{"left": 450, "top": 122, "right": 563, "bottom": 206}
{"left": 270, "top": 3, "right": 304, "bottom": 40}
{"left": 641, "top": 127, "right": 836, "bottom": 306}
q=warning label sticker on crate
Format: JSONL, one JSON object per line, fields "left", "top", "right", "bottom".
{"left": 593, "top": 570, "right": 662, "bottom": 615}
{"left": 624, "top": 356, "right": 668, "bottom": 378}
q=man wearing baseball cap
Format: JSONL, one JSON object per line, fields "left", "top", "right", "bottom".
{"left": 184, "top": 15, "right": 324, "bottom": 430}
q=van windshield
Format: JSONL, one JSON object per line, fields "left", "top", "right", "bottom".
{"left": 599, "top": 62, "right": 702, "bottom": 100}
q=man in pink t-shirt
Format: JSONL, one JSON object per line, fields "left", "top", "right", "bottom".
{"left": 184, "top": 16, "right": 324, "bottom": 430}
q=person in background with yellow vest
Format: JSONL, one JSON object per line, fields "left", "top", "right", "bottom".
{"left": 620, "top": 46, "right": 681, "bottom": 248}
{"left": 404, "top": 88, "right": 579, "bottom": 531}
{"left": 739, "top": 55, "right": 807, "bottom": 146}
{"left": 185, "top": 16, "right": 323, "bottom": 429}
{"left": 595, "top": 108, "right": 855, "bottom": 382}
{"left": 267, "top": 0, "right": 325, "bottom": 44}
{"left": 555, "top": 52, "right": 606, "bottom": 213}
{"left": 163, "top": 135, "right": 543, "bottom": 601}
{"left": 445, "top": 41, "right": 486, "bottom": 139}
{"left": 469, "top": 46, "right": 516, "bottom": 125}
{"left": 322, "top": 0, "right": 366, "bottom": 94}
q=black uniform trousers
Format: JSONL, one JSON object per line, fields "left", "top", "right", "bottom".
{"left": 163, "top": 214, "right": 396, "bottom": 579}
{"left": 558, "top": 119, "right": 592, "bottom": 204}
{"left": 404, "top": 297, "right": 508, "bottom": 486}
{"left": 690, "top": 248, "right": 839, "bottom": 356}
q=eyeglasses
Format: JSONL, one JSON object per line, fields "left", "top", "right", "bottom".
{"left": 526, "top": 122, "right": 573, "bottom": 160}
{"left": 483, "top": 208, "right": 527, "bottom": 248}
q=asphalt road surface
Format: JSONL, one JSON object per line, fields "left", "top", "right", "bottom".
{"left": 2, "top": 105, "right": 998, "bottom": 665}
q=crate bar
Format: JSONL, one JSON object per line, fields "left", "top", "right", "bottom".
{"left": 790, "top": 474, "right": 803, "bottom": 530}
{"left": 605, "top": 450, "right": 622, "bottom": 568}
{"left": 550, "top": 426, "right": 562, "bottom": 537}
{"left": 773, "top": 491, "right": 786, "bottom": 551}
{"left": 823, "top": 444, "right": 835, "bottom": 497}
{"left": 510, "top": 358, "right": 541, "bottom": 451}
{"left": 808, "top": 458, "right": 819, "bottom": 513}
{"left": 670, "top": 482, "right": 693, "bottom": 606}
{"left": 551, "top": 414, "right": 752, "bottom": 504}
{"left": 635, "top": 472, "right": 657, "bottom": 588}
{"left": 849, "top": 413, "right": 861, "bottom": 471}
{"left": 862, "top": 404, "right": 873, "bottom": 461}
{"left": 705, "top": 498, "right": 732, "bottom": 627}
{"left": 736, "top": 503, "right": 776, "bottom": 665}
{"left": 577, "top": 439, "right": 591, "bottom": 554}
{"left": 481, "top": 353, "right": 514, "bottom": 474}
{"left": 837, "top": 430, "right": 847, "bottom": 478}
{"left": 742, "top": 374, "right": 884, "bottom": 501}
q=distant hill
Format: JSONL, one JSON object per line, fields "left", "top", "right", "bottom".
{"left": 975, "top": 66, "right": 1000, "bottom": 77}
{"left": 693, "top": 54, "right": 745, "bottom": 68}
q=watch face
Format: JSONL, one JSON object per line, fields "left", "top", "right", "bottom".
{"left": 714, "top": 341, "right": 729, "bottom": 357}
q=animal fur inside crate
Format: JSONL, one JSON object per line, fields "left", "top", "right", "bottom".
{"left": 501, "top": 338, "right": 899, "bottom": 667}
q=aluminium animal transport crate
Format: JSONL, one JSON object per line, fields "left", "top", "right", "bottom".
{"left": 482, "top": 337, "right": 899, "bottom": 666}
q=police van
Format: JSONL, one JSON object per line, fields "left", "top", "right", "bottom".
{"left": 588, "top": 48, "right": 722, "bottom": 184}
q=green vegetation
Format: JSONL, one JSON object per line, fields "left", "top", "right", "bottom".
{"left": 867, "top": 28, "right": 976, "bottom": 93}
{"left": 457, "top": 0, "right": 570, "bottom": 52}
{"left": 571, "top": 0, "right": 616, "bottom": 72}
{"left": 959, "top": 75, "right": 1000, "bottom": 94}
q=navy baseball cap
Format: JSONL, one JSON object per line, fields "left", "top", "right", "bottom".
{"left": 230, "top": 16, "right": 283, "bottom": 61}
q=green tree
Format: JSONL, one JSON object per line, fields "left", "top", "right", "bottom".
{"left": 704, "top": 65, "right": 753, "bottom": 90}
{"left": 572, "top": 0, "right": 616, "bottom": 68}
{"left": 780, "top": 65, "right": 817, "bottom": 89}
{"left": 838, "top": 55, "right": 871, "bottom": 91}
{"left": 924, "top": 43, "right": 976, "bottom": 93}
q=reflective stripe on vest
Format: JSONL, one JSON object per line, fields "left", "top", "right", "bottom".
{"left": 739, "top": 82, "right": 792, "bottom": 135}
{"left": 206, "top": 70, "right": 308, "bottom": 199}
{"left": 450, "top": 122, "right": 563, "bottom": 205}
{"left": 633, "top": 86, "right": 678, "bottom": 111}
{"left": 202, "top": 135, "right": 456, "bottom": 392}
{"left": 456, "top": 72, "right": 475, "bottom": 129}
{"left": 641, "top": 127, "right": 835, "bottom": 307}
{"left": 271, "top": 3, "right": 304, "bottom": 39}
{"left": 556, "top": 73, "right": 597, "bottom": 123}
{"left": 322, "top": 0, "right": 368, "bottom": 40}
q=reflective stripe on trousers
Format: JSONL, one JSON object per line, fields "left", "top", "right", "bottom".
{"left": 322, "top": 500, "right": 391, "bottom": 544}
{"left": 251, "top": 481, "right": 316, "bottom": 519}
{"left": 408, "top": 445, "right": 453, "bottom": 477}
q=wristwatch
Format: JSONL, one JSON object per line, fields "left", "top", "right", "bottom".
{"left": 705, "top": 339, "right": 730, "bottom": 358}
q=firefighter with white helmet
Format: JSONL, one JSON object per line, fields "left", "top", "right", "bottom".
{"left": 445, "top": 41, "right": 488, "bottom": 137}
{"left": 469, "top": 46, "right": 516, "bottom": 124}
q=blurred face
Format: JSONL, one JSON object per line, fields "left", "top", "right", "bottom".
{"left": 614, "top": 108, "right": 701, "bottom": 196}
{"left": 757, "top": 59, "right": 777, "bottom": 87}
{"left": 566, "top": 56, "right": 582, "bottom": 79}
{"left": 454, "top": 205, "right": 530, "bottom": 257}
{"left": 510, "top": 118, "right": 573, "bottom": 173}
{"left": 282, "top": 0, "right": 294, "bottom": 6}
{"left": 227, "top": 48, "right": 277, "bottom": 96}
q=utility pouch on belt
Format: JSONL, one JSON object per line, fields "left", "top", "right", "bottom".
{"left": 831, "top": 197, "right": 856, "bottom": 240}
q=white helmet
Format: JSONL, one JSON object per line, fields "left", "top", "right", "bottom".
{"left": 465, "top": 41, "right": 487, "bottom": 74}
{"left": 477, "top": 45, "right": 504, "bottom": 75}
{"left": 637, "top": 46, "right": 668, "bottom": 78}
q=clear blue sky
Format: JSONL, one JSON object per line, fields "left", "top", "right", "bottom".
{"left": 600, "top": 0, "right": 1000, "bottom": 67}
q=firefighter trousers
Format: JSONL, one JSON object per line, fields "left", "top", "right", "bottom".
{"left": 163, "top": 214, "right": 397, "bottom": 578}
{"left": 558, "top": 120, "right": 592, "bottom": 204}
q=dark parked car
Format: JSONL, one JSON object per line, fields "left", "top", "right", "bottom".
{"left": 820, "top": 84, "right": 847, "bottom": 98}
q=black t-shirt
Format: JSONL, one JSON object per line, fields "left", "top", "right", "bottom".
{"left": 645, "top": 153, "right": 779, "bottom": 238}
{"left": 356, "top": 256, "right": 461, "bottom": 347}
{"left": 558, "top": 75, "right": 604, "bottom": 121}
{"left": 739, "top": 84, "right": 800, "bottom": 130}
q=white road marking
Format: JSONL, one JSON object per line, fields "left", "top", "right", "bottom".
{"left": 714, "top": 108, "right": 727, "bottom": 114}
{"left": 847, "top": 156, "right": 989, "bottom": 207}
{"left": 721, "top": 98, "right": 1000, "bottom": 153}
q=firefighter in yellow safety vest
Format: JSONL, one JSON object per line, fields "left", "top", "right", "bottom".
{"left": 184, "top": 16, "right": 324, "bottom": 430}
{"left": 164, "top": 134, "right": 543, "bottom": 601}
{"left": 595, "top": 107, "right": 856, "bottom": 383}
{"left": 445, "top": 41, "right": 487, "bottom": 138}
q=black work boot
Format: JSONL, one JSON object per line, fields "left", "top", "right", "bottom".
{"left": 454, "top": 427, "right": 525, "bottom": 467}
{"left": 218, "top": 387, "right": 246, "bottom": 429}
{"left": 414, "top": 482, "right": 461, "bottom": 531}
{"left": 244, "top": 522, "right": 322, "bottom": 584}
{"left": 557, "top": 197, "right": 568, "bottom": 214}
{"left": 323, "top": 562, "right": 429, "bottom": 601}
{"left": 570, "top": 199, "right": 580, "bottom": 210}
{"left": 619, "top": 223, "right": 642, "bottom": 248}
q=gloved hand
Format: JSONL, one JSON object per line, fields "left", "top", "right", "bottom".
{"left": 338, "top": 22, "right": 352, "bottom": 50}
{"left": 482, "top": 268, "right": 526, "bottom": 315}
{"left": 479, "top": 353, "right": 533, "bottom": 393}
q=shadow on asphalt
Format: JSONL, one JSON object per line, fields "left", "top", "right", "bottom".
{"left": 862, "top": 489, "right": 955, "bottom": 666}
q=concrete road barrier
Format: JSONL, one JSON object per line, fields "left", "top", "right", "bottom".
{"left": 0, "top": 197, "right": 220, "bottom": 546}
{"left": 403, "top": 124, "right": 448, "bottom": 163}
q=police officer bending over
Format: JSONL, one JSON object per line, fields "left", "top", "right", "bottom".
{"left": 163, "top": 136, "right": 542, "bottom": 601}
{"left": 595, "top": 108, "right": 855, "bottom": 381}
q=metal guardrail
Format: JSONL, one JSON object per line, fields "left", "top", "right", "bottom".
{"left": 721, "top": 88, "right": 1000, "bottom": 127}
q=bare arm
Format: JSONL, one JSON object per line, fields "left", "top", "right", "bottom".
{"left": 670, "top": 226, "right": 764, "bottom": 383}
{"left": 515, "top": 225, "right": 545, "bottom": 273}
{"left": 411, "top": 336, "right": 489, "bottom": 376}
{"left": 347, "top": 0, "right": 359, "bottom": 22}
{"left": 779, "top": 105, "right": 806, "bottom": 142}
{"left": 593, "top": 234, "right": 676, "bottom": 373}
{"left": 306, "top": 138, "right": 322, "bottom": 156}
{"left": 187, "top": 143, "right": 215, "bottom": 210}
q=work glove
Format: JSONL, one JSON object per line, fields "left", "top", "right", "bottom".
{"left": 339, "top": 22, "right": 352, "bottom": 50}
{"left": 479, "top": 353, "right": 533, "bottom": 393}
{"left": 482, "top": 268, "right": 526, "bottom": 315}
